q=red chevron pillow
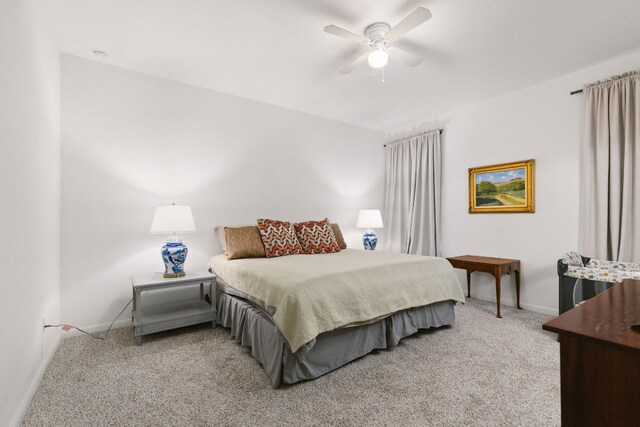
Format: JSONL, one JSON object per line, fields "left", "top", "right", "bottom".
{"left": 257, "top": 219, "right": 303, "bottom": 258}
{"left": 294, "top": 219, "right": 341, "bottom": 254}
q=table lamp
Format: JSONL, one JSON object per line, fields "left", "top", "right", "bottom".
{"left": 356, "top": 209, "right": 383, "bottom": 250}
{"left": 150, "top": 204, "right": 196, "bottom": 278}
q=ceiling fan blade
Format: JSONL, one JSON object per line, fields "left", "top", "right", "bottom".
{"left": 388, "top": 47, "right": 423, "bottom": 67}
{"left": 324, "top": 25, "right": 368, "bottom": 44}
{"left": 385, "top": 7, "right": 432, "bottom": 41}
{"left": 339, "top": 50, "right": 370, "bottom": 74}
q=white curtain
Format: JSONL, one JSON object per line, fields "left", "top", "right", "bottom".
{"left": 580, "top": 71, "right": 640, "bottom": 262}
{"left": 382, "top": 130, "right": 441, "bottom": 255}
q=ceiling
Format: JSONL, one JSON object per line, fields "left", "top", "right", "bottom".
{"left": 45, "top": 0, "right": 640, "bottom": 132}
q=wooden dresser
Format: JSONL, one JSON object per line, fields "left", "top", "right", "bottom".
{"left": 542, "top": 279, "right": 640, "bottom": 427}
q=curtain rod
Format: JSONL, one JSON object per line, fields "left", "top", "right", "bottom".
{"left": 384, "top": 129, "right": 443, "bottom": 147}
{"left": 570, "top": 70, "right": 640, "bottom": 95}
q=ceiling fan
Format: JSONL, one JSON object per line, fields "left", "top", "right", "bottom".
{"left": 324, "top": 7, "right": 432, "bottom": 74}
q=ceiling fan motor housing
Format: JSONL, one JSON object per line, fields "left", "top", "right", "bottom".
{"left": 365, "top": 22, "right": 391, "bottom": 46}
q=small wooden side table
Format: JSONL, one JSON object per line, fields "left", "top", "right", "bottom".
{"left": 131, "top": 269, "right": 216, "bottom": 345}
{"left": 446, "top": 255, "right": 521, "bottom": 318}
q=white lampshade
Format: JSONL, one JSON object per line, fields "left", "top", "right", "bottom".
{"left": 357, "top": 209, "right": 384, "bottom": 229}
{"left": 150, "top": 204, "right": 196, "bottom": 234}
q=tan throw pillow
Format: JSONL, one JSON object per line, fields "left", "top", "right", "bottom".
{"left": 330, "top": 223, "right": 347, "bottom": 250}
{"left": 257, "top": 219, "right": 303, "bottom": 258}
{"left": 225, "top": 226, "right": 266, "bottom": 260}
{"left": 215, "top": 224, "right": 253, "bottom": 252}
{"left": 294, "top": 219, "right": 340, "bottom": 254}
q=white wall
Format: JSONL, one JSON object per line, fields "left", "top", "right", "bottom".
{"left": 391, "top": 50, "right": 640, "bottom": 315}
{"left": 61, "top": 55, "right": 385, "bottom": 330}
{"left": 0, "top": 0, "right": 61, "bottom": 425}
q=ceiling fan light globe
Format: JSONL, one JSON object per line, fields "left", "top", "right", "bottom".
{"left": 368, "top": 49, "right": 389, "bottom": 69}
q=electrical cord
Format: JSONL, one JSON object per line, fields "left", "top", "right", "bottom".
{"left": 44, "top": 298, "right": 133, "bottom": 340}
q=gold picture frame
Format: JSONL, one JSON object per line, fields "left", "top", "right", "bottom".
{"left": 468, "top": 159, "right": 535, "bottom": 213}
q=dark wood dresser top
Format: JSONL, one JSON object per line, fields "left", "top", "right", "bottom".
{"left": 543, "top": 279, "right": 640, "bottom": 354}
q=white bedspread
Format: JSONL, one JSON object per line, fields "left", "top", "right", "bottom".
{"left": 208, "top": 249, "right": 465, "bottom": 353}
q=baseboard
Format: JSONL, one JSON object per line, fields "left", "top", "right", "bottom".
{"left": 10, "top": 333, "right": 61, "bottom": 427}
{"left": 62, "top": 318, "right": 132, "bottom": 338}
{"left": 469, "top": 294, "right": 558, "bottom": 317}
{"left": 519, "top": 302, "right": 558, "bottom": 317}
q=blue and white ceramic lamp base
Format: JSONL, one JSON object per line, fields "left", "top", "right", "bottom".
{"left": 162, "top": 235, "right": 188, "bottom": 278}
{"left": 363, "top": 229, "right": 378, "bottom": 250}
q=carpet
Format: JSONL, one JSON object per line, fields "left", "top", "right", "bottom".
{"left": 22, "top": 298, "right": 560, "bottom": 426}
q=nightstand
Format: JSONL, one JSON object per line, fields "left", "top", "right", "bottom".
{"left": 131, "top": 269, "right": 216, "bottom": 345}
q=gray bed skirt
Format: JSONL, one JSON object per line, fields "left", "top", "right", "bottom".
{"left": 216, "top": 291, "right": 456, "bottom": 387}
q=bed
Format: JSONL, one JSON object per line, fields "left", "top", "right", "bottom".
{"left": 208, "top": 249, "right": 465, "bottom": 387}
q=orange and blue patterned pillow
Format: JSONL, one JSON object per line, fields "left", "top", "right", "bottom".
{"left": 257, "top": 219, "right": 303, "bottom": 258}
{"left": 294, "top": 219, "right": 341, "bottom": 254}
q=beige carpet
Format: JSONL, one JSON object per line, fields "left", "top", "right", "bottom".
{"left": 22, "top": 298, "right": 560, "bottom": 426}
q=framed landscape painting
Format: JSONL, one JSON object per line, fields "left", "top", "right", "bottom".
{"left": 468, "top": 159, "right": 535, "bottom": 213}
